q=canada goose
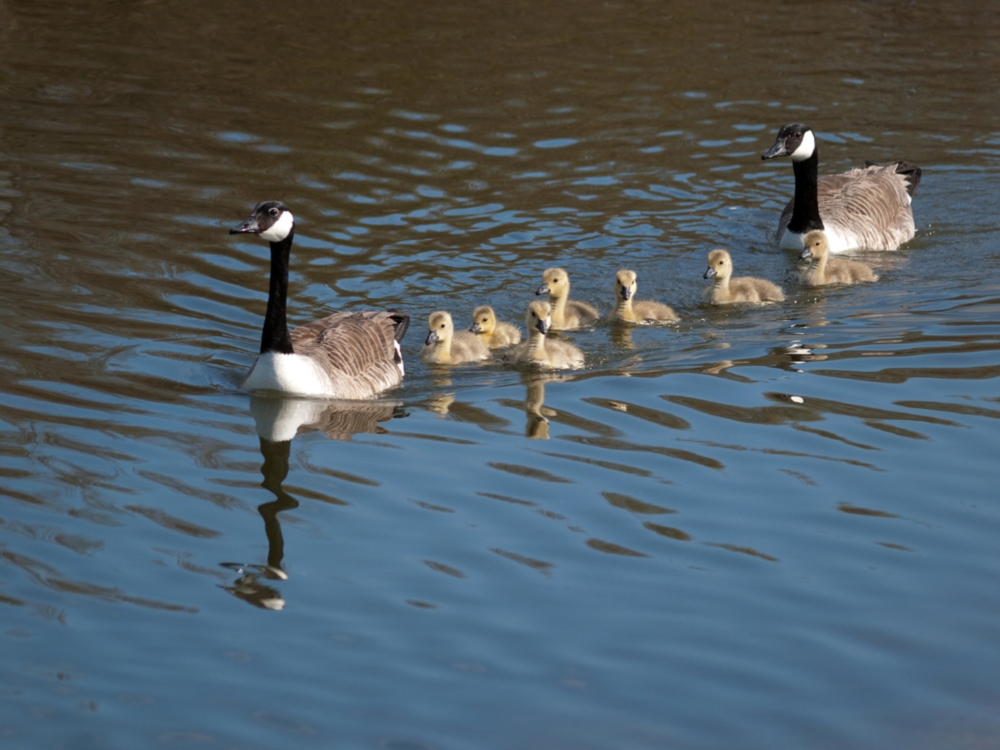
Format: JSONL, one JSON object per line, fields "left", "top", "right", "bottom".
{"left": 469, "top": 305, "right": 521, "bottom": 348}
{"left": 420, "top": 311, "right": 490, "bottom": 365}
{"left": 607, "top": 270, "right": 679, "bottom": 324}
{"left": 703, "top": 249, "right": 785, "bottom": 304}
{"left": 536, "top": 267, "right": 599, "bottom": 330}
{"left": 762, "top": 123, "right": 921, "bottom": 252}
{"left": 507, "top": 301, "right": 585, "bottom": 369}
{"left": 799, "top": 230, "right": 878, "bottom": 287}
{"left": 230, "top": 201, "right": 408, "bottom": 398}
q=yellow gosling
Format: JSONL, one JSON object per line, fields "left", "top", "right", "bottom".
{"left": 469, "top": 305, "right": 521, "bottom": 348}
{"left": 703, "top": 249, "right": 785, "bottom": 304}
{"left": 607, "top": 270, "right": 679, "bottom": 324}
{"left": 420, "top": 311, "right": 490, "bottom": 365}
{"left": 799, "top": 230, "right": 879, "bottom": 286}
{"left": 536, "top": 267, "right": 599, "bottom": 330}
{"left": 506, "top": 301, "right": 585, "bottom": 370}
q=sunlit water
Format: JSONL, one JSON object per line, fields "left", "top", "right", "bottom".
{"left": 1, "top": 1, "right": 999, "bottom": 748}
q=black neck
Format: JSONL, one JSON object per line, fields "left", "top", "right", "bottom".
{"left": 260, "top": 232, "right": 295, "bottom": 355}
{"left": 788, "top": 151, "right": 824, "bottom": 234}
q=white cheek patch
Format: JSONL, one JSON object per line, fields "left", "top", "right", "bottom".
{"left": 790, "top": 130, "right": 816, "bottom": 162}
{"left": 259, "top": 210, "right": 295, "bottom": 242}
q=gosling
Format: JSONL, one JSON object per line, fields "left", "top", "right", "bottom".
{"left": 703, "top": 249, "right": 785, "bottom": 304}
{"left": 420, "top": 311, "right": 490, "bottom": 365}
{"left": 536, "top": 267, "right": 599, "bottom": 330}
{"left": 507, "top": 301, "right": 585, "bottom": 369}
{"left": 469, "top": 305, "right": 521, "bottom": 348}
{"left": 799, "top": 230, "right": 879, "bottom": 287}
{"left": 607, "top": 270, "right": 679, "bottom": 324}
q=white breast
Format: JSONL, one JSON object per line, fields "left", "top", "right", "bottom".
{"left": 243, "top": 351, "right": 333, "bottom": 397}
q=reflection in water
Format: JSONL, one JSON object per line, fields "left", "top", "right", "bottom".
{"left": 223, "top": 398, "right": 405, "bottom": 609}
{"left": 523, "top": 373, "right": 565, "bottom": 439}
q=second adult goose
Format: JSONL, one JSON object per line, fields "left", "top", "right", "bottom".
{"left": 762, "top": 123, "right": 921, "bottom": 253}
{"left": 230, "top": 201, "right": 408, "bottom": 399}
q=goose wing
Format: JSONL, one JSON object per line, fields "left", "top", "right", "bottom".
{"left": 290, "top": 311, "right": 408, "bottom": 399}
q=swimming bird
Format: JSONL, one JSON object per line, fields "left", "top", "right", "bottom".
{"left": 536, "top": 268, "right": 599, "bottom": 330}
{"left": 762, "top": 123, "right": 921, "bottom": 252}
{"left": 799, "top": 230, "right": 878, "bottom": 286}
{"left": 703, "top": 249, "right": 785, "bottom": 304}
{"left": 469, "top": 305, "right": 521, "bottom": 348}
{"left": 607, "top": 270, "right": 679, "bottom": 324}
{"left": 230, "top": 201, "right": 408, "bottom": 398}
{"left": 507, "top": 301, "right": 585, "bottom": 369}
{"left": 420, "top": 311, "right": 490, "bottom": 365}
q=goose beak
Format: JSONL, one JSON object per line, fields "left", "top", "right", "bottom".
{"left": 230, "top": 214, "right": 260, "bottom": 235}
{"left": 469, "top": 323, "right": 482, "bottom": 334}
{"left": 535, "top": 318, "right": 549, "bottom": 335}
{"left": 800, "top": 247, "right": 813, "bottom": 261}
{"left": 703, "top": 267, "right": 716, "bottom": 279}
{"left": 619, "top": 286, "right": 632, "bottom": 301}
{"left": 536, "top": 283, "right": 550, "bottom": 296}
{"left": 762, "top": 138, "right": 788, "bottom": 160}
{"left": 424, "top": 330, "right": 439, "bottom": 346}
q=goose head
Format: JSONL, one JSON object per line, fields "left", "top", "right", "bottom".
{"left": 231, "top": 201, "right": 295, "bottom": 242}
{"left": 526, "top": 300, "right": 552, "bottom": 335}
{"left": 537, "top": 267, "right": 570, "bottom": 299}
{"left": 762, "top": 123, "right": 816, "bottom": 163}
{"left": 800, "top": 230, "right": 830, "bottom": 262}
{"left": 469, "top": 305, "right": 497, "bottom": 336}
{"left": 704, "top": 249, "right": 733, "bottom": 281}
{"left": 615, "top": 270, "right": 637, "bottom": 301}
{"left": 424, "top": 311, "right": 455, "bottom": 346}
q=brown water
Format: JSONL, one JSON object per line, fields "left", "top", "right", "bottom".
{"left": 2, "top": 1, "right": 1000, "bottom": 748}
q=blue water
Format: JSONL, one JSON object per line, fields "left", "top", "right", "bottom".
{"left": 1, "top": 1, "right": 999, "bottom": 749}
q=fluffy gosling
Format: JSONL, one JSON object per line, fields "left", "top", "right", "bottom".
{"left": 799, "top": 230, "right": 879, "bottom": 286}
{"left": 420, "top": 311, "right": 490, "bottom": 365}
{"left": 469, "top": 305, "right": 521, "bottom": 348}
{"left": 703, "top": 250, "right": 785, "bottom": 304}
{"left": 536, "top": 267, "right": 599, "bottom": 330}
{"left": 607, "top": 270, "right": 679, "bottom": 324}
{"left": 506, "top": 301, "right": 585, "bottom": 369}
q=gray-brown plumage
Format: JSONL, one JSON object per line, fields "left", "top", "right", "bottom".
{"left": 799, "top": 230, "right": 878, "bottom": 287}
{"left": 231, "top": 201, "right": 408, "bottom": 399}
{"left": 421, "top": 311, "right": 490, "bottom": 365}
{"left": 703, "top": 249, "right": 785, "bottom": 305}
{"left": 536, "top": 267, "right": 599, "bottom": 330}
{"left": 607, "top": 270, "right": 679, "bottom": 324}
{"left": 469, "top": 305, "right": 521, "bottom": 348}
{"left": 762, "top": 123, "right": 921, "bottom": 252}
{"left": 506, "top": 301, "right": 585, "bottom": 369}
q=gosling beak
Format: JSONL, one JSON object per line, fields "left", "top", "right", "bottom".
{"left": 536, "top": 283, "right": 550, "bottom": 296}
{"left": 703, "top": 267, "right": 716, "bottom": 279}
{"left": 762, "top": 138, "right": 788, "bottom": 161}
{"left": 469, "top": 323, "right": 482, "bottom": 334}
{"left": 619, "top": 286, "right": 632, "bottom": 301}
{"left": 536, "top": 318, "right": 549, "bottom": 334}
{"left": 230, "top": 214, "right": 260, "bottom": 235}
{"left": 424, "top": 330, "right": 439, "bottom": 346}
{"left": 800, "top": 247, "right": 813, "bottom": 261}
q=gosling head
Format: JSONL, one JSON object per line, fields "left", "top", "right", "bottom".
{"left": 704, "top": 249, "right": 733, "bottom": 281}
{"left": 537, "top": 267, "right": 570, "bottom": 299}
{"left": 525, "top": 300, "right": 552, "bottom": 335}
{"left": 424, "top": 311, "right": 455, "bottom": 346}
{"left": 800, "top": 230, "right": 829, "bottom": 262}
{"left": 762, "top": 123, "right": 816, "bottom": 163}
{"left": 230, "top": 201, "right": 295, "bottom": 243}
{"left": 469, "top": 305, "right": 497, "bottom": 336}
{"left": 615, "top": 270, "right": 638, "bottom": 301}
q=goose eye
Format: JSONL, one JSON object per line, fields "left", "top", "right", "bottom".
{"left": 269, "top": 207, "right": 279, "bottom": 216}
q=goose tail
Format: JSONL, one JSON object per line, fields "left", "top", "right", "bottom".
{"left": 864, "top": 159, "right": 922, "bottom": 198}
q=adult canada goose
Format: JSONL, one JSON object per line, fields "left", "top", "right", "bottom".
{"left": 607, "top": 270, "right": 679, "bottom": 324}
{"left": 420, "top": 311, "right": 490, "bottom": 365}
{"left": 507, "top": 301, "right": 585, "bottom": 369}
{"left": 230, "top": 201, "right": 408, "bottom": 398}
{"left": 762, "top": 123, "right": 921, "bottom": 253}
{"left": 799, "top": 230, "right": 878, "bottom": 287}
{"left": 536, "top": 267, "right": 599, "bottom": 330}
{"left": 469, "top": 305, "right": 521, "bottom": 348}
{"left": 703, "top": 249, "right": 785, "bottom": 305}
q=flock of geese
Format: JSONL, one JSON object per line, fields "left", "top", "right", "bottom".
{"left": 228, "top": 123, "right": 922, "bottom": 400}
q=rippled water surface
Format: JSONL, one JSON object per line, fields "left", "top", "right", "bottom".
{"left": 2, "top": 1, "right": 1000, "bottom": 748}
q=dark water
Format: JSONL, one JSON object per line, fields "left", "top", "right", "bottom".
{"left": 2, "top": 1, "right": 999, "bottom": 748}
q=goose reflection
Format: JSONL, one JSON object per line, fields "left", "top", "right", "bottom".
{"left": 524, "top": 373, "right": 562, "bottom": 439}
{"left": 221, "top": 396, "right": 402, "bottom": 610}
